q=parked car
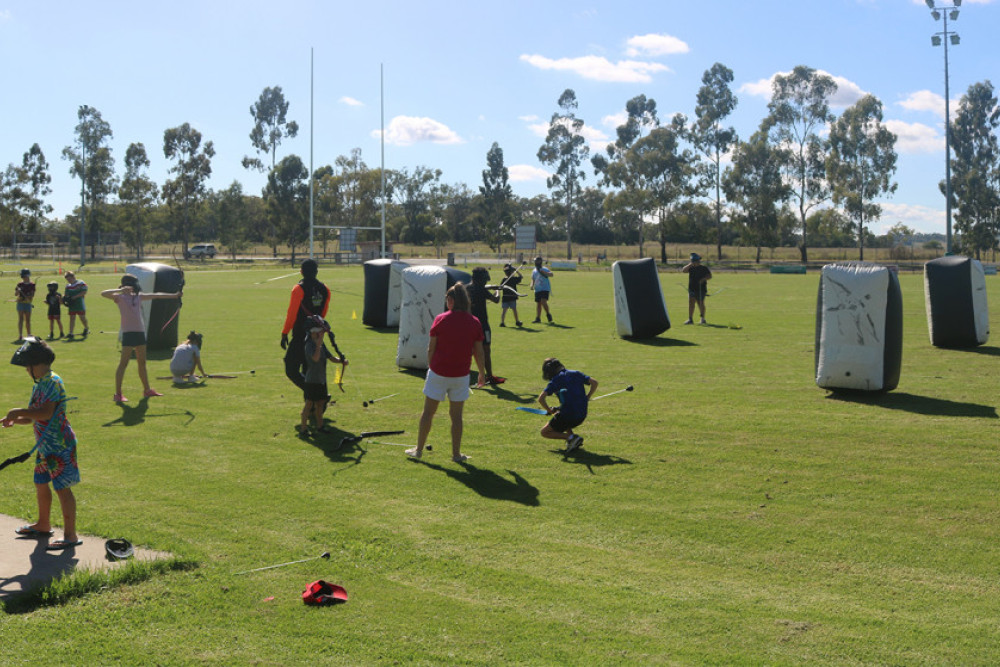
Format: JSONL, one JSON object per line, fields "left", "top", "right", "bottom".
{"left": 184, "top": 243, "right": 216, "bottom": 259}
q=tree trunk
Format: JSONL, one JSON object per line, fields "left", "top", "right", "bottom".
{"left": 756, "top": 246, "right": 762, "bottom": 263}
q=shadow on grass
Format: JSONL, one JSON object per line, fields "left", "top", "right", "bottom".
{"left": 965, "top": 345, "right": 1000, "bottom": 357}
{"left": 410, "top": 459, "right": 540, "bottom": 506}
{"left": 626, "top": 336, "right": 698, "bottom": 347}
{"left": 473, "top": 384, "right": 537, "bottom": 405}
{"left": 826, "top": 391, "right": 998, "bottom": 418}
{"left": 102, "top": 398, "right": 196, "bottom": 427}
{"left": 555, "top": 447, "right": 633, "bottom": 474}
{"left": 2, "top": 557, "right": 197, "bottom": 615}
{"left": 364, "top": 326, "right": 400, "bottom": 335}
{"left": 301, "top": 423, "right": 368, "bottom": 473}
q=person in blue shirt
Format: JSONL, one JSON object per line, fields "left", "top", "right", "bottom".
{"left": 530, "top": 256, "right": 554, "bottom": 324}
{"left": 536, "top": 357, "right": 598, "bottom": 452}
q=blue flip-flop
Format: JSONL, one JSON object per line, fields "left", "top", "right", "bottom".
{"left": 15, "top": 525, "right": 53, "bottom": 538}
{"left": 46, "top": 539, "right": 83, "bottom": 550}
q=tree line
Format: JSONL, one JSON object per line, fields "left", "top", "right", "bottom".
{"left": 1, "top": 68, "right": 997, "bottom": 263}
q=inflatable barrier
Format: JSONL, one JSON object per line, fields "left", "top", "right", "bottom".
{"left": 924, "top": 256, "right": 990, "bottom": 348}
{"left": 363, "top": 259, "right": 408, "bottom": 328}
{"left": 396, "top": 265, "right": 471, "bottom": 369}
{"left": 815, "top": 262, "right": 902, "bottom": 392}
{"left": 612, "top": 258, "right": 670, "bottom": 338}
{"left": 124, "top": 262, "right": 184, "bottom": 350}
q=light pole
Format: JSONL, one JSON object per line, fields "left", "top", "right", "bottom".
{"left": 927, "top": 0, "right": 961, "bottom": 255}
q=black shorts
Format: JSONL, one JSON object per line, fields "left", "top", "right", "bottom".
{"left": 121, "top": 331, "right": 146, "bottom": 347}
{"left": 303, "top": 382, "right": 328, "bottom": 402}
{"left": 548, "top": 410, "right": 585, "bottom": 433}
{"left": 534, "top": 290, "right": 550, "bottom": 303}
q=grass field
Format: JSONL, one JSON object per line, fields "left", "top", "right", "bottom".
{"left": 0, "top": 263, "right": 998, "bottom": 664}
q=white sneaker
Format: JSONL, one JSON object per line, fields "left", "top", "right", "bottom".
{"left": 683, "top": 319, "right": 693, "bottom": 325}
{"left": 700, "top": 317, "right": 707, "bottom": 325}
{"left": 405, "top": 447, "right": 421, "bottom": 459}
{"left": 452, "top": 454, "right": 469, "bottom": 463}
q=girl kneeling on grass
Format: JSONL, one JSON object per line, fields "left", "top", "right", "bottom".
{"left": 101, "top": 274, "right": 182, "bottom": 403}
{"left": 170, "top": 331, "right": 207, "bottom": 383}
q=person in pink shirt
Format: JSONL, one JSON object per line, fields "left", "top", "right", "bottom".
{"left": 101, "top": 274, "right": 182, "bottom": 403}
{"left": 406, "top": 283, "right": 486, "bottom": 463}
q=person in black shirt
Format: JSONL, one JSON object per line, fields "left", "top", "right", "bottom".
{"left": 468, "top": 267, "right": 504, "bottom": 384}
{"left": 682, "top": 253, "right": 712, "bottom": 325}
{"left": 498, "top": 263, "right": 524, "bottom": 328}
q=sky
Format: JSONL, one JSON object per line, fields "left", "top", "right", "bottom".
{"left": 1, "top": 0, "right": 997, "bottom": 236}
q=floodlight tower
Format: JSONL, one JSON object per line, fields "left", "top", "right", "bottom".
{"left": 927, "top": 0, "right": 961, "bottom": 255}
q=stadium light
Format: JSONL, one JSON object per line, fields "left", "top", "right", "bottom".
{"left": 927, "top": 0, "right": 962, "bottom": 255}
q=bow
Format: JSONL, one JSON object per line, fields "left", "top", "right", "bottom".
{"left": 161, "top": 249, "right": 185, "bottom": 335}
{"left": 491, "top": 262, "right": 525, "bottom": 299}
{"left": 327, "top": 330, "right": 348, "bottom": 393}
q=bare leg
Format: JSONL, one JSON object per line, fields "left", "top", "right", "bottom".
{"left": 134, "top": 345, "right": 153, "bottom": 392}
{"left": 415, "top": 396, "right": 440, "bottom": 457}
{"left": 448, "top": 399, "right": 465, "bottom": 459}
{"left": 32, "top": 483, "right": 53, "bottom": 532}
{"left": 541, "top": 423, "right": 571, "bottom": 442}
{"left": 116, "top": 346, "right": 134, "bottom": 396}
{"left": 55, "top": 487, "right": 77, "bottom": 542}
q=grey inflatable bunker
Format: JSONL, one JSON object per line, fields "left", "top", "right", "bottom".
{"left": 613, "top": 258, "right": 670, "bottom": 338}
{"left": 924, "top": 256, "right": 990, "bottom": 348}
{"left": 363, "top": 258, "right": 408, "bottom": 328}
{"left": 815, "top": 262, "right": 902, "bottom": 392}
{"left": 125, "top": 262, "right": 184, "bottom": 350}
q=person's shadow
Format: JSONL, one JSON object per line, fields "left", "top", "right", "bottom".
{"left": 102, "top": 398, "right": 196, "bottom": 427}
{"left": 411, "top": 459, "right": 540, "bottom": 506}
{"left": 302, "top": 423, "right": 368, "bottom": 473}
{"left": 1, "top": 538, "right": 79, "bottom": 609}
{"left": 555, "top": 447, "right": 633, "bottom": 475}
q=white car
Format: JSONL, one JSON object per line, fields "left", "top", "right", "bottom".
{"left": 184, "top": 243, "right": 216, "bottom": 259}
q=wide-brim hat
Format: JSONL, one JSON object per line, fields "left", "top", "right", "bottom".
{"left": 105, "top": 538, "right": 134, "bottom": 560}
{"left": 690, "top": 253, "right": 702, "bottom": 262}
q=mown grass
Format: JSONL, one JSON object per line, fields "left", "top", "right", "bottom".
{"left": 0, "top": 263, "right": 998, "bottom": 664}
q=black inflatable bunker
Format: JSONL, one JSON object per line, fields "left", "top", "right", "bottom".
{"left": 363, "top": 259, "right": 408, "bottom": 328}
{"left": 924, "top": 256, "right": 990, "bottom": 348}
{"left": 612, "top": 258, "right": 670, "bottom": 338}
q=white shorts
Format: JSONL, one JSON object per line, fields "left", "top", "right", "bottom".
{"left": 423, "top": 369, "right": 471, "bottom": 403}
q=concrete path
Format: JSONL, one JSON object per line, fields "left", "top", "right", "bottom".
{"left": 0, "top": 513, "right": 170, "bottom": 602}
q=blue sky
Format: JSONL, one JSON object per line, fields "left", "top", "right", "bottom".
{"left": 1, "top": 0, "right": 996, "bottom": 235}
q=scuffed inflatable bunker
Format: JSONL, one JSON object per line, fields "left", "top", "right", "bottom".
{"left": 396, "top": 265, "right": 471, "bottom": 370}
{"left": 613, "top": 258, "right": 670, "bottom": 338}
{"left": 363, "top": 258, "right": 409, "bottom": 328}
{"left": 815, "top": 262, "right": 902, "bottom": 392}
{"left": 924, "top": 256, "right": 990, "bottom": 348}
{"left": 124, "top": 262, "right": 184, "bottom": 351}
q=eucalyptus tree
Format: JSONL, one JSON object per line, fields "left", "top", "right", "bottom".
{"left": 62, "top": 105, "right": 117, "bottom": 261}
{"left": 592, "top": 95, "right": 658, "bottom": 253}
{"left": 264, "top": 155, "right": 310, "bottom": 263}
{"left": 117, "top": 143, "right": 159, "bottom": 259}
{"left": 209, "top": 182, "right": 250, "bottom": 260}
{"left": 537, "top": 89, "right": 590, "bottom": 258}
{"left": 441, "top": 183, "right": 478, "bottom": 244}
{"left": 693, "top": 63, "right": 738, "bottom": 261}
{"left": 946, "top": 80, "right": 1000, "bottom": 258}
{"left": 242, "top": 86, "right": 300, "bottom": 172}
{"left": 389, "top": 166, "right": 443, "bottom": 245}
{"left": 480, "top": 142, "right": 513, "bottom": 251}
{"left": 826, "top": 94, "right": 898, "bottom": 260}
{"left": 766, "top": 65, "right": 838, "bottom": 262}
{"left": 723, "top": 124, "right": 792, "bottom": 263}
{"left": 163, "top": 123, "right": 215, "bottom": 252}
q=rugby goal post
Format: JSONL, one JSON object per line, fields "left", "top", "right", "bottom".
{"left": 13, "top": 242, "right": 55, "bottom": 262}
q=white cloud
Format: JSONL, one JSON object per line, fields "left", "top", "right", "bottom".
{"left": 898, "top": 90, "right": 945, "bottom": 117}
{"left": 602, "top": 111, "right": 628, "bottom": 128}
{"left": 339, "top": 96, "right": 364, "bottom": 107}
{"left": 0, "top": 10, "right": 10, "bottom": 21}
{"left": 884, "top": 119, "right": 943, "bottom": 154}
{"left": 519, "top": 54, "right": 669, "bottom": 83}
{"left": 372, "top": 116, "right": 463, "bottom": 146}
{"left": 875, "top": 202, "right": 944, "bottom": 235}
{"left": 508, "top": 164, "right": 551, "bottom": 183}
{"left": 518, "top": 114, "right": 539, "bottom": 122}
{"left": 624, "top": 33, "right": 689, "bottom": 57}
{"left": 740, "top": 70, "right": 867, "bottom": 108}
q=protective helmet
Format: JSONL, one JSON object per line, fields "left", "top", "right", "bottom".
{"left": 542, "top": 357, "right": 565, "bottom": 381}
{"left": 11, "top": 337, "right": 55, "bottom": 367}
{"left": 471, "top": 267, "right": 490, "bottom": 285}
{"left": 120, "top": 273, "right": 139, "bottom": 288}
{"left": 534, "top": 256, "right": 543, "bottom": 268}
{"left": 307, "top": 314, "right": 331, "bottom": 334}
{"left": 105, "top": 538, "right": 134, "bottom": 561}
{"left": 690, "top": 252, "right": 702, "bottom": 262}
{"left": 302, "top": 580, "right": 348, "bottom": 605}
{"left": 47, "top": 281, "right": 59, "bottom": 291}
{"left": 20, "top": 268, "right": 30, "bottom": 277}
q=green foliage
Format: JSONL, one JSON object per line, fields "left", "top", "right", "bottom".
{"left": 538, "top": 89, "right": 589, "bottom": 258}
{"left": 0, "top": 267, "right": 997, "bottom": 663}
{"left": 479, "top": 142, "right": 513, "bottom": 251}
{"left": 117, "top": 143, "right": 159, "bottom": 259}
{"left": 163, "top": 123, "right": 215, "bottom": 251}
{"left": 242, "top": 86, "right": 299, "bottom": 173}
